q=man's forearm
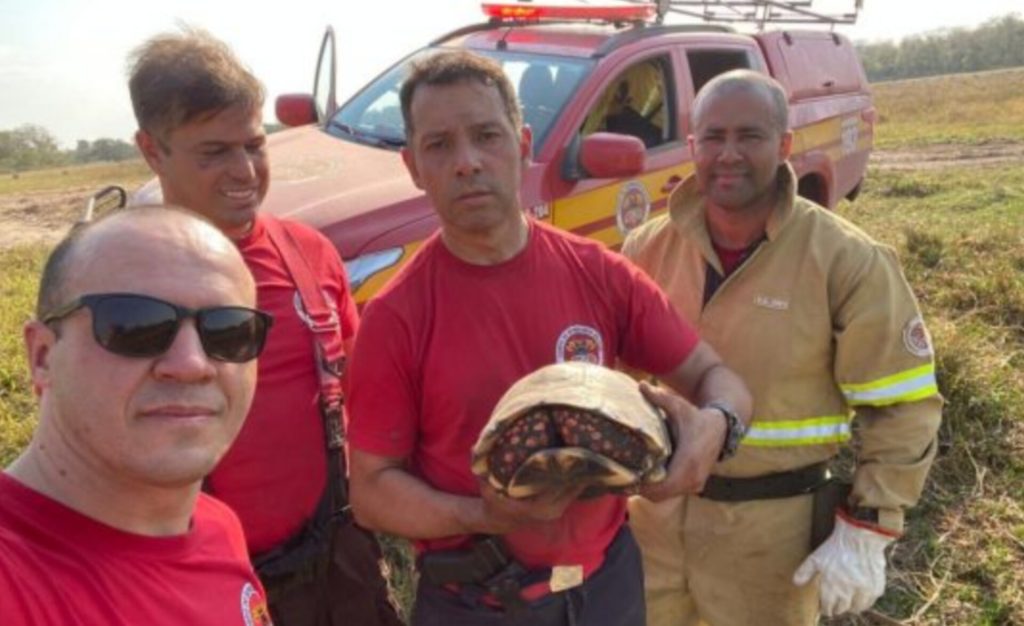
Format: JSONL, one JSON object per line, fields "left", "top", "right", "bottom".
{"left": 351, "top": 462, "right": 491, "bottom": 539}
{"left": 694, "top": 361, "right": 753, "bottom": 427}
{"left": 851, "top": 397, "right": 943, "bottom": 533}
{"left": 660, "top": 341, "right": 753, "bottom": 427}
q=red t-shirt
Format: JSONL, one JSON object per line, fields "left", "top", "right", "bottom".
{"left": 0, "top": 473, "right": 271, "bottom": 626}
{"left": 348, "top": 220, "right": 699, "bottom": 577}
{"left": 207, "top": 215, "right": 359, "bottom": 554}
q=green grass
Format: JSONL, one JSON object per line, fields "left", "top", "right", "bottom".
{"left": 0, "top": 245, "right": 47, "bottom": 466}
{"left": 871, "top": 68, "right": 1024, "bottom": 149}
{"left": 0, "top": 160, "right": 152, "bottom": 197}
{"left": 826, "top": 162, "right": 1024, "bottom": 625}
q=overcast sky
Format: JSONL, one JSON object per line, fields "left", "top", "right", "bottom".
{"left": 1, "top": 0, "right": 1020, "bottom": 147}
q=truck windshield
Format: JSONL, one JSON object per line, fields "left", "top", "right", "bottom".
{"left": 330, "top": 48, "right": 594, "bottom": 154}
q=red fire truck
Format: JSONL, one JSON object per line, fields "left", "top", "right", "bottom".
{"left": 137, "top": 1, "right": 875, "bottom": 303}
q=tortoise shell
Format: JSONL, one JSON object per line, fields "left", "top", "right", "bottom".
{"left": 471, "top": 362, "right": 672, "bottom": 498}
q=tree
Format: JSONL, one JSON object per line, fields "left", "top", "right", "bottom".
{"left": 856, "top": 13, "right": 1024, "bottom": 82}
{"left": 0, "top": 124, "right": 66, "bottom": 170}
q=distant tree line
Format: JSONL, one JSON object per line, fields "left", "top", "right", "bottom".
{"left": 857, "top": 13, "right": 1024, "bottom": 82}
{"left": 0, "top": 124, "right": 138, "bottom": 172}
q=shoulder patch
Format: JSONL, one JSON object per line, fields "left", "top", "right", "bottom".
{"left": 241, "top": 582, "right": 273, "bottom": 626}
{"left": 902, "top": 315, "right": 933, "bottom": 358}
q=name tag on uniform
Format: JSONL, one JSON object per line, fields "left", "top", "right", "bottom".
{"left": 550, "top": 564, "right": 584, "bottom": 592}
{"left": 754, "top": 295, "right": 789, "bottom": 311}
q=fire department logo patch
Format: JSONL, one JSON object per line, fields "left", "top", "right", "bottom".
{"left": 240, "top": 582, "right": 273, "bottom": 626}
{"left": 615, "top": 181, "right": 651, "bottom": 235}
{"left": 902, "top": 315, "right": 933, "bottom": 358}
{"left": 556, "top": 324, "right": 604, "bottom": 364}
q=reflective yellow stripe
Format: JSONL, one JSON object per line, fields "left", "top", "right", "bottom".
{"left": 840, "top": 364, "right": 938, "bottom": 407}
{"left": 742, "top": 415, "right": 851, "bottom": 447}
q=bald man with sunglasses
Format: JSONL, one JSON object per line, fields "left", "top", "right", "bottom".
{"left": 0, "top": 207, "right": 275, "bottom": 625}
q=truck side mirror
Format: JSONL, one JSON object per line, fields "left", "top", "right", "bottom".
{"left": 563, "top": 132, "right": 646, "bottom": 181}
{"left": 276, "top": 94, "right": 318, "bottom": 127}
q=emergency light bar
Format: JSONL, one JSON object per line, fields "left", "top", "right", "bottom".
{"left": 482, "top": 2, "right": 657, "bottom": 22}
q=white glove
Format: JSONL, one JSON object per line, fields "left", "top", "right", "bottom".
{"left": 792, "top": 512, "right": 898, "bottom": 616}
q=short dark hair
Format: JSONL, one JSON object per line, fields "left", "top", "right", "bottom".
{"left": 127, "top": 26, "right": 265, "bottom": 143}
{"left": 692, "top": 69, "right": 789, "bottom": 135}
{"left": 36, "top": 206, "right": 220, "bottom": 320}
{"left": 36, "top": 224, "right": 88, "bottom": 320}
{"left": 400, "top": 50, "right": 521, "bottom": 139}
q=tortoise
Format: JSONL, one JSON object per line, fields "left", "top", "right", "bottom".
{"left": 471, "top": 361, "right": 673, "bottom": 499}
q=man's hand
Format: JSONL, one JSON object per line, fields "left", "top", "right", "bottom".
{"left": 638, "top": 382, "right": 726, "bottom": 502}
{"left": 793, "top": 513, "right": 897, "bottom": 616}
{"left": 476, "top": 482, "right": 584, "bottom": 535}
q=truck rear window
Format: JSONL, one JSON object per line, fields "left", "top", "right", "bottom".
{"left": 686, "top": 49, "right": 757, "bottom": 95}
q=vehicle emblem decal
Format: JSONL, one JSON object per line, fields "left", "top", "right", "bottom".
{"left": 841, "top": 117, "right": 860, "bottom": 156}
{"left": 615, "top": 181, "right": 651, "bottom": 235}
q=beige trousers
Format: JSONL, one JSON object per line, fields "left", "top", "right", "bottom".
{"left": 628, "top": 493, "right": 819, "bottom": 626}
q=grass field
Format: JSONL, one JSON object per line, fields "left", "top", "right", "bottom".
{"left": 830, "top": 166, "right": 1024, "bottom": 626}
{"left": 871, "top": 67, "right": 1024, "bottom": 149}
{"left": 1, "top": 70, "right": 1023, "bottom": 624}
{"left": 0, "top": 160, "right": 152, "bottom": 196}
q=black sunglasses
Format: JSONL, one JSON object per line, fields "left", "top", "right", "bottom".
{"left": 43, "top": 293, "right": 274, "bottom": 363}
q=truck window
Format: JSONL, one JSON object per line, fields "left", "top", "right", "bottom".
{"left": 331, "top": 49, "right": 593, "bottom": 154}
{"left": 686, "top": 49, "right": 756, "bottom": 95}
{"left": 580, "top": 56, "right": 674, "bottom": 150}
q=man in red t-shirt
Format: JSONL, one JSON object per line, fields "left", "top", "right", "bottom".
{"left": 127, "top": 28, "right": 400, "bottom": 626}
{"left": 347, "top": 51, "right": 753, "bottom": 625}
{"left": 1, "top": 208, "right": 272, "bottom": 625}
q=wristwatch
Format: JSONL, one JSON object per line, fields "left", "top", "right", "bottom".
{"left": 705, "top": 401, "right": 747, "bottom": 462}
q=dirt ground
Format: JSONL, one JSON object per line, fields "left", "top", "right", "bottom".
{"left": 2, "top": 142, "right": 1022, "bottom": 251}
{"left": 871, "top": 140, "right": 1024, "bottom": 171}
{"left": 0, "top": 186, "right": 100, "bottom": 250}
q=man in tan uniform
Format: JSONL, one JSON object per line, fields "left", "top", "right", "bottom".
{"left": 623, "top": 70, "right": 942, "bottom": 625}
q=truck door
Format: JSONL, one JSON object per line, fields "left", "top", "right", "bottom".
{"left": 546, "top": 51, "right": 690, "bottom": 249}
{"left": 313, "top": 26, "right": 338, "bottom": 123}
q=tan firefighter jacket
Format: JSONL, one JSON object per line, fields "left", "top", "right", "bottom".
{"left": 623, "top": 164, "right": 942, "bottom": 533}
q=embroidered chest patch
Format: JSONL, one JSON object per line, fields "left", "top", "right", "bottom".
{"left": 556, "top": 324, "right": 604, "bottom": 364}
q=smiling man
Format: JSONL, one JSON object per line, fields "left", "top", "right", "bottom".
{"left": 128, "top": 28, "right": 401, "bottom": 626}
{"left": 623, "top": 70, "right": 942, "bottom": 625}
{"left": 0, "top": 207, "right": 273, "bottom": 625}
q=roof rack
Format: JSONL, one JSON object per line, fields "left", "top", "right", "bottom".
{"left": 637, "top": 0, "right": 862, "bottom": 29}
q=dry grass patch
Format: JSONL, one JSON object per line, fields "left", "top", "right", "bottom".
{"left": 872, "top": 68, "right": 1024, "bottom": 150}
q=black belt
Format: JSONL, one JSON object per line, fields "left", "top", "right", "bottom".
{"left": 700, "top": 461, "right": 830, "bottom": 502}
{"left": 418, "top": 536, "right": 543, "bottom": 613}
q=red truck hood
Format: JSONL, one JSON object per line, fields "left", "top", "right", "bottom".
{"left": 261, "top": 126, "right": 418, "bottom": 227}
